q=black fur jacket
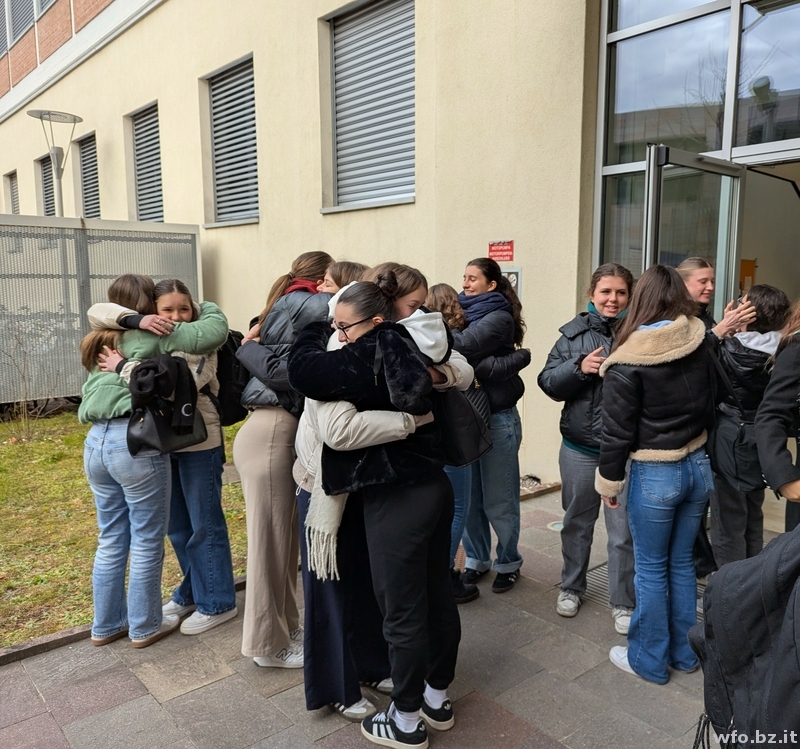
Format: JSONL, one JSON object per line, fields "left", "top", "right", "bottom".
{"left": 288, "top": 320, "right": 447, "bottom": 494}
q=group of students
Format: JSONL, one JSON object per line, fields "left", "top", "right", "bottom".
{"left": 77, "top": 254, "right": 530, "bottom": 749}
{"left": 539, "top": 256, "right": 800, "bottom": 686}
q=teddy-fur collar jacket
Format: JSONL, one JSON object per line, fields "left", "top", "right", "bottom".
{"left": 595, "top": 315, "right": 714, "bottom": 496}
{"left": 451, "top": 309, "right": 526, "bottom": 413}
{"left": 237, "top": 289, "right": 331, "bottom": 418}
{"left": 288, "top": 320, "right": 446, "bottom": 494}
{"left": 537, "top": 311, "right": 617, "bottom": 452}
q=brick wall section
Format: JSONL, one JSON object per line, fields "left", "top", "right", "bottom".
{"left": 9, "top": 28, "right": 37, "bottom": 86}
{"left": 37, "top": 0, "right": 73, "bottom": 62}
{"left": 0, "top": 56, "right": 9, "bottom": 98}
{"left": 73, "top": 0, "right": 115, "bottom": 32}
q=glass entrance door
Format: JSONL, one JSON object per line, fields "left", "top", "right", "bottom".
{"left": 643, "top": 144, "right": 746, "bottom": 321}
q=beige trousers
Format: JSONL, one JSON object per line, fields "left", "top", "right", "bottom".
{"left": 233, "top": 406, "right": 300, "bottom": 657}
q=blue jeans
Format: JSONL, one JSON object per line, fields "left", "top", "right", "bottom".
{"left": 462, "top": 407, "right": 523, "bottom": 574}
{"left": 626, "top": 449, "right": 713, "bottom": 684}
{"left": 444, "top": 464, "right": 472, "bottom": 568}
{"left": 84, "top": 419, "right": 171, "bottom": 640}
{"left": 168, "top": 447, "right": 236, "bottom": 615}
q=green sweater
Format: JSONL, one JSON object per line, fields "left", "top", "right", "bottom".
{"left": 78, "top": 301, "right": 228, "bottom": 424}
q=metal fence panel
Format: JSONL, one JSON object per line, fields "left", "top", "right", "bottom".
{"left": 0, "top": 216, "right": 199, "bottom": 404}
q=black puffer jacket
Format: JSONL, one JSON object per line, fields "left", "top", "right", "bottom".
{"left": 451, "top": 310, "right": 526, "bottom": 413}
{"left": 596, "top": 316, "right": 715, "bottom": 496}
{"left": 237, "top": 290, "right": 331, "bottom": 417}
{"left": 756, "top": 340, "right": 800, "bottom": 492}
{"left": 288, "top": 320, "right": 446, "bottom": 494}
{"left": 717, "top": 334, "right": 776, "bottom": 421}
{"left": 537, "top": 312, "right": 617, "bottom": 451}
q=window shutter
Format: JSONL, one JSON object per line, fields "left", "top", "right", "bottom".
{"left": 79, "top": 135, "right": 100, "bottom": 219}
{"left": 332, "top": 0, "right": 415, "bottom": 206}
{"left": 40, "top": 157, "right": 55, "bottom": 216}
{"left": 38, "top": 0, "right": 56, "bottom": 14}
{"left": 9, "top": 172, "right": 19, "bottom": 214}
{"left": 209, "top": 59, "right": 259, "bottom": 222}
{"left": 10, "top": 0, "right": 35, "bottom": 43}
{"left": 132, "top": 105, "right": 164, "bottom": 222}
{"left": 0, "top": 3, "right": 7, "bottom": 56}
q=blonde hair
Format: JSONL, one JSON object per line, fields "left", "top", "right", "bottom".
{"left": 676, "top": 257, "right": 713, "bottom": 280}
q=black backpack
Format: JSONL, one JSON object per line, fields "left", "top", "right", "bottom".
{"left": 202, "top": 330, "right": 250, "bottom": 426}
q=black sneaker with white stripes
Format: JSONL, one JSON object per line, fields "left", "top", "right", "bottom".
{"left": 420, "top": 698, "right": 454, "bottom": 730}
{"left": 492, "top": 569, "right": 520, "bottom": 593}
{"left": 361, "top": 706, "right": 429, "bottom": 749}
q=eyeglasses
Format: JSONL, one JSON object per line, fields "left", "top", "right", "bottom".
{"left": 332, "top": 316, "right": 372, "bottom": 341}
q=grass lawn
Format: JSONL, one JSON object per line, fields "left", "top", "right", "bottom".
{"left": 0, "top": 412, "right": 247, "bottom": 648}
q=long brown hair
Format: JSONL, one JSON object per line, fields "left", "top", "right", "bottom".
{"left": 107, "top": 274, "right": 156, "bottom": 314}
{"left": 426, "top": 283, "right": 466, "bottom": 331}
{"left": 257, "top": 251, "right": 334, "bottom": 326}
{"left": 80, "top": 329, "right": 121, "bottom": 372}
{"left": 465, "top": 258, "right": 526, "bottom": 346}
{"left": 777, "top": 299, "right": 800, "bottom": 354}
{"left": 614, "top": 265, "right": 697, "bottom": 348}
{"left": 363, "top": 262, "right": 427, "bottom": 297}
{"left": 328, "top": 261, "right": 368, "bottom": 289}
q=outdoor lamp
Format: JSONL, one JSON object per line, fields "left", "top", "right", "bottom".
{"left": 26, "top": 109, "right": 83, "bottom": 218}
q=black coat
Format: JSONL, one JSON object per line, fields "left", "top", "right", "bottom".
{"left": 237, "top": 290, "right": 331, "bottom": 417}
{"left": 451, "top": 310, "right": 526, "bottom": 413}
{"left": 596, "top": 316, "right": 715, "bottom": 497}
{"left": 689, "top": 525, "right": 800, "bottom": 740}
{"left": 537, "top": 312, "right": 616, "bottom": 451}
{"left": 755, "top": 340, "right": 800, "bottom": 492}
{"left": 288, "top": 320, "right": 446, "bottom": 494}
{"left": 717, "top": 336, "right": 773, "bottom": 421}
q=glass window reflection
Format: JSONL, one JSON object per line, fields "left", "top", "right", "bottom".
{"left": 611, "top": 0, "right": 710, "bottom": 32}
{"left": 602, "top": 173, "right": 644, "bottom": 276}
{"left": 607, "top": 12, "right": 730, "bottom": 165}
{"left": 736, "top": 1, "right": 800, "bottom": 147}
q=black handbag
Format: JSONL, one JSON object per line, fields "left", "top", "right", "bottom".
{"left": 433, "top": 387, "right": 493, "bottom": 467}
{"left": 463, "top": 377, "right": 491, "bottom": 426}
{"left": 127, "top": 396, "right": 208, "bottom": 457}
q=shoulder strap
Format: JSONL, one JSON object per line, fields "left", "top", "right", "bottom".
{"left": 708, "top": 342, "right": 745, "bottom": 414}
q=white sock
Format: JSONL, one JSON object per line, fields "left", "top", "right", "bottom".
{"left": 389, "top": 703, "right": 419, "bottom": 733}
{"left": 423, "top": 684, "right": 448, "bottom": 710}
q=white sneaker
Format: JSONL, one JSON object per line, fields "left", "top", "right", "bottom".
{"left": 162, "top": 600, "right": 196, "bottom": 619}
{"left": 362, "top": 677, "right": 394, "bottom": 695}
{"left": 131, "top": 614, "right": 180, "bottom": 648}
{"left": 556, "top": 590, "right": 580, "bottom": 617}
{"left": 289, "top": 626, "right": 303, "bottom": 645}
{"left": 609, "top": 645, "right": 635, "bottom": 675}
{"left": 253, "top": 648, "right": 304, "bottom": 668}
{"left": 612, "top": 606, "right": 633, "bottom": 635}
{"left": 332, "top": 697, "right": 377, "bottom": 722}
{"left": 179, "top": 607, "right": 238, "bottom": 635}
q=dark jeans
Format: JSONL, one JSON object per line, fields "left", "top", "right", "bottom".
{"left": 362, "top": 471, "right": 461, "bottom": 712}
{"left": 710, "top": 472, "right": 765, "bottom": 567}
{"left": 297, "top": 488, "right": 390, "bottom": 710}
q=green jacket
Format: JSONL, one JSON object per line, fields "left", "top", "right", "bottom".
{"left": 78, "top": 301, "right": 228, "bottom": 424}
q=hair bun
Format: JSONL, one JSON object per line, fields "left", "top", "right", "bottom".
{"left": 375, "top": 270, "right": 399, "bottom": 300}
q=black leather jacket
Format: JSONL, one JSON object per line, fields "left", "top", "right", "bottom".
{"left": 596, "top": 316, "right": 715, "bottom": 495}
{"left": 237, "top": 290, "right": 331, "bottom": 417}
{"left": 717, "top": 335, "right": 774, "bottom": 422}
{"left": 537, "top": 312, "right": 616, "bottom": 451}
{"left": 451, "top": 310, "right": 527, "bottom": 413}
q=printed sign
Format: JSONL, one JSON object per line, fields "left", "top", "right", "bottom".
{"left": 503, "top": 269, "right": 521, "bottom": 296}
{"left": 488, "top": 240, "right": 514, "bottom": 262}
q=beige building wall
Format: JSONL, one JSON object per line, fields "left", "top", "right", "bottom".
{"left": 0, "top": 0, "right": 601, "bottom": 480}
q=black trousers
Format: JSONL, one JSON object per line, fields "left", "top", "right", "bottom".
{"left": 361, "top": 470, "right": 462, "bottom": 712}
{"left": 298, "top": 488, "right": 390, "bottom": 710}
{"left": 710, "top": 473, "right": 765, "bottom": 568}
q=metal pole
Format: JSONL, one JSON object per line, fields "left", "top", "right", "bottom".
{"left": 49, "top": 146, "right": 64, "bottom": 218}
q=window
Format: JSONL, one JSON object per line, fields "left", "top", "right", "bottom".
{"left": 331, "top": 0, "right": 415, "bottom": 206}
{"left": 7, "top": 171, "right": 19, "bottom": 214}
{"left": 78, "top": 134, "right": 100, "bottom": 218}
{"left": 0, "top": 3, "right": 7, "bottom": 56}
{"left": 39, "top": 156, "right": 55, "bottom": 216}
{"left": 10, "top": 0, "right": 35, "bottom": 43}
{"left": 37, "top": 0, "right": 56, "bottom": 15}
{"left": 208, "top": 58, "right": 259, "bottom": 222}
{"left": 132, "top": 105, "right": 164, "bottom": 222}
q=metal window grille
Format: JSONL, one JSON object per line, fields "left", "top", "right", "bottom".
{"left": 8, "top": 171, "right": 19, "bottom": 214}
{"left": 39, "top": 156, "right": 55, "bottom": 216}
{"left": 10, "top": 0, "right": 35, "bottom": 43}
{"left": 0, "top": 3, "right": 7, "bottom": 56}
{"left": 37, "top": 0, "right": 56, "bottom": 15}
{"left": 209, "top": 58, "right": 259, "bottom": 222}
{"left": 79, "top": 135, "right": 101, "bottom": 219}
{"left": 132, "top": 105, "right": 164, "bottom": 222}
{"left": 332, "top": 0, "right": 415, "bottom": 206}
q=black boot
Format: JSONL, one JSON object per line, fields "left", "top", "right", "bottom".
{"left": 451, "top": 568, "right": 479, "bottom": 604}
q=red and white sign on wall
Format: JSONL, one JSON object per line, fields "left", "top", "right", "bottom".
{"left": 488, "top": 240, "right": 514, "bottom": 262}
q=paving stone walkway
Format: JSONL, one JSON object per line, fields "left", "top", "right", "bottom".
{"left": 0, "top": 491, "right": 706, "bottom": 749}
